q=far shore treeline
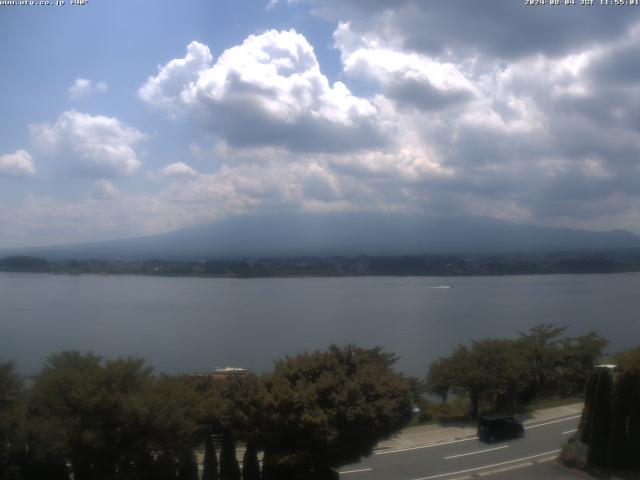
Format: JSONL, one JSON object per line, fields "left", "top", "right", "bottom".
{"left": 0, "top": 326, "right": 637, "bottom": 480}
{"left": 4, "top": 251, "right": 640, "bottom": 277}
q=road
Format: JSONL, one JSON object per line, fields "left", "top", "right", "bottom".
{"left": 338, "top": 415, "right": 581, "bottom": 480}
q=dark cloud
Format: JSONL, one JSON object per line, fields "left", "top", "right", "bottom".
{"left": 589, "top": 43, "right": 640, "bottom": 86}
{"left": 198, "top": 92, "right": 388, "bottom": 154}
{"left": 317, "top": 0, "right": 636, "bottom": 60}
{"left": 385, "top": 77, "right": 473, "bottom": 111}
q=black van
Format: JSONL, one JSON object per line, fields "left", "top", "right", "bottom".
{"left": 477, "top": 414, "right": 524, "bottom": 442}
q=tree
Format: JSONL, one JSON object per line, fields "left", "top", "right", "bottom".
{"left": 0, "top": 362, "right": 24, "bottom": 480}
{"left": 426, "top": 340, "right": 530, "bottom": 417}
{"left": 426, "top": 345, "right": 482, "bottom": 416}
{"left": 242, "top": 443, "right": 260, "bottom": 480}
{"left": 611, "top": 346, "right": 640, "bottom": 469}
{"left": 202, "top": 433, "right": 219, "bottom": 480}
{"left": 577, "top": 346, "right": 640, "bottom": 471}
{"left": 516, "top": 324, "right": 566, "bottom": 400}
{"left": 219, "top": 433, "right": 241, "bottom": 480}
{"left": 214, "top": 374, "right": 266, "bottom": 447}
{"left": 259, "top": 345, "right": 412, "bottom": 479}
{"left": 177, "top": 448, "right": 199, "bottom": 480}
{"left": 27, "top": 352, "right": 205, "bottom": 480}
{"left": 585, "top": 367, "right": 612, "bottom": 468}
{"left": 152, "top": 452, "right": 178, "bottom": 480}
{"left": 427, "top": 325, "right": 609, "bottom": 418}
{"left": 28, "top": 351, "right": 112, "bottom": 480}
{"left": 559, "top": 332, "right": 608, "bottom": 397}
{"left": 145, "top": 375, "right": 204, "bottom": 457}
{"left": 203, "top": 375, "right": 264, "bottom": 480}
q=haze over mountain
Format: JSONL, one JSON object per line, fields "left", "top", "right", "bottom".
{"left": 4, "top": 213, "right": 640, "bottom": 261}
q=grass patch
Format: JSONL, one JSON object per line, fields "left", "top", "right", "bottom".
{"left": 521, "top": 396, "right": 583, "bottom": 412}
{"left": 407, "top": 395, "right": 584, "bottom": 428}
{"left": 559, "top": 436, "right": 587, "bottom": 470}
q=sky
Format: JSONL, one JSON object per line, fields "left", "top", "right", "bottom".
{"left": 2, "top": 0, "right": 640, "bottom": 248}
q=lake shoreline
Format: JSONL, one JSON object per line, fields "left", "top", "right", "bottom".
{"left": 3, "top": 251, "right": 640, "bottom": 278}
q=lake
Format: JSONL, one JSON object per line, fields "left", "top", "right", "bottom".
{"left": 1, "top": 272, "right": 639, "bottom": 377}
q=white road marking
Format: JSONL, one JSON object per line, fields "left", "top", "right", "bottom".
{"left": 411, "top": 449, "right": 562, "bottom": 480}
{"left": 562, "top": 428, "right": 578, "bottom": 435}
{"left": 524, "top": 415, "right": 581, "bottom": 430}
{"left": 444, "top": 445, "right": 508, "bottom": 460}
{"left": 374, "top": 436, "right": 477, "bottom": 456}
{"left": 338, "top": 468, "right": 373, "bottom": 475}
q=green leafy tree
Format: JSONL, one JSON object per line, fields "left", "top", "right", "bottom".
{"left": 516, "top": 324, "right": 566, "bottom": 400}
{"left": 215, "top": 374, "right": 266, "bottom": 443}
{"left": 200, "top": 375, "right": 263, "bottom": 480}
{"left": 428, "top": 325, "right": 609, "bottom": 418}
{"left": 28, "top": 352, "right": 115, "bottom": 480}
{"left": 0, "top": 362, "right": 24, "bottom": 480}
{"left": 426, "top": 340, "right": 530, "bottom": 417}
{"left": 426, "top": 345, "right": 483, "bottom": 415}
{"left": 259, "top": 345, "right": 412, "bottom": 479}
{"left": 558, "top": 332, "right": 608, "bottom": 397}
{"left": 145, "top": 375, "right": 204, "bottom": 457}
{"left": 426, "top": 355, "right": 459, "bottom": 402}
{"left": 27, "top": 352, "right": 205, "bottom": 480}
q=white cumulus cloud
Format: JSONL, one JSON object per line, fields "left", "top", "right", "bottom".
{"left": 160, "top": 162, "right": 199, "bottom": 178}
{"left": 0, "top": 150, "right": 36, "bottom": 177}
{"left": 335, "top": 22, "right": 476, "bottom": 112}
{"left": 30, "top": 111, "right": 145, "bottom": 177}
{"left": 139, "top": 42, "right": 213, "bottom": 114}
{"left": 68, "top": 78, "right": 108, "bottom": 100}
{"left": 139, "top": 31, "right": 386, "bottom": 153}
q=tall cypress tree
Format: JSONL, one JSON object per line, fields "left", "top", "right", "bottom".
{"left": 260, "top": 449, "right": 276, "bottom": 480}
{"left": 202, "top": 433, "right": 219, "bottom": 480}
{"left": 153, "top": 452, "right": 178, "bottom": 480}
{"left": 578, "top": 354, "right": 640, "bottom": 471}
{"left": 613, "top": 346, "right": 640, "bottom": 470}
{"left": 579, "top": 371, "right": 597, "bottom": 444}
{"left": 220, "top": 433, "right": 241, "bottom": 480}
{"left": 628, "top": 389, "right": 640, "bottom": 470}
{"left": 608, "top": 373, "right": 628, "bottom": 468}
{"left": 617, "top": 368, "right": 640, "bottom": 470}
{"left": 177, "top": 448, "right": 199, "bottom": 480}
{"left": 586, "top": 367, "right": 612, "bottom": 468}
{"left": 242, "top": 443, "right": 260, "bottom": 480}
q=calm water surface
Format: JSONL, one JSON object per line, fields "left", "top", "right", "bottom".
{"left": 1, "top": 272, "right": 639, "bottom": 376}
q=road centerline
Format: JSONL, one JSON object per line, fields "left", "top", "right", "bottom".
{"left": 374, "top": 436, "right": 477, "bottom": 455}
{"left": 339, "top": 468, "right": 373, "bottom": 475}
{"left": 443, "top": 444, "right": 508, "bottom": 460}
{"left": 524, "top": 414, "right": 581, "bottom": 430}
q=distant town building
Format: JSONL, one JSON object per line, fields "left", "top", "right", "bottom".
{"left": 190, "top": 366, "right": 249, "bottom": 383}
{"left": 211, "top": 366, "right": 249, "bottom": 380}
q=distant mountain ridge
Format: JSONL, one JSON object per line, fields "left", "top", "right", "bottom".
{"left": 3, "top": 213, "right": 640, "bottom": 260}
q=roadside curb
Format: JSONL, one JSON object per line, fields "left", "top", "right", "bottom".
{"left": 444, "top": 454, "right": 559, "bottom": 480}
{"left": 373, "top": 411, "right": 583, "bottom": 455}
